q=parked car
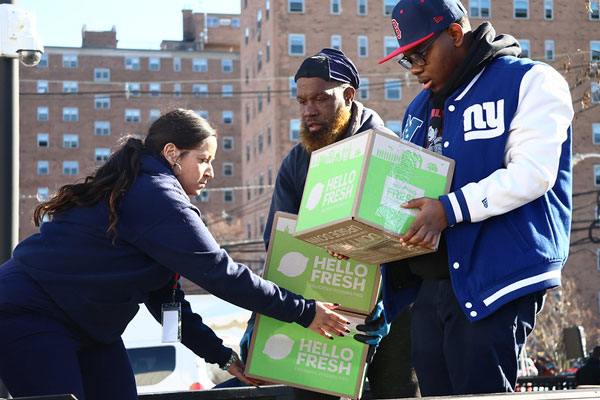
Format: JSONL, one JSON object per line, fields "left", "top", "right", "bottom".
{"left": 122, "top": 294, "right": 251, "bottom": 394}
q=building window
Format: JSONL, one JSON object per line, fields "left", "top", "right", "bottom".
{"left": 196, "top": 191, "right": 209, "bottom": 203}
{"left": 267, "top": 85, "right": 271, "bottom": 103}
{"left": 95, "top": 148, "right": 110, "bottom": 162}
{"left": 358, "top": 77, "right": 369, "bottom": 100}
{"left": 257, "top": 51, "right": 263, "bottom": 72}
{"left": 383, "top": 0, "right": 395, "bottom": 15}
{"left": 193, "top": 84, "right": 208, "bottom": 98}
{"left": 62, "top": 81, "right": 78, "bottom": 93}
{"left": 37, "top": 80, "right": 48, "bottom": 93}
{"left": 591, "top": 0, "right": 599, "bottom": 20}
{"left": 518, "top": 39, "right": 530, "bottom": 58}
{"left": 384, "top": 36, "right": 397, "bottom": 59}
{"left": 469, "top": 0, "right": 491, "bottom": 18}
{"left": 223, "top": 190, "right": 234, "bottom": 203}
{"left": 37, "top": 187, "right": 49, "bottom": 201}
{"left": 62, "top": 107, "right": 78, "bottom": 122}
{"left": 266, "top": 0, "right": 270, "bottom": 19}
{"left": 544, "top": 0, "right": 553, "bottom": 19}
{"left": 386, "top": 120, "right": 402, "bottom": 136}
{"left": 245, "top": 104, "right": 250, "bottom": 123}
{"left": 196, "top": 110, "right": 209, "bottom": 120}
{"left": 125, "top": 109, "right": 141, "bottom": 123}
{"left": 288, "top": 0, "right": 304, "bottom": 13}
{"left": 125, "top": 82, "right": 140, "bottom": 97}
{"left": 222, "top": 85, "right": 233, "bottom": 97}
{"left": 258, "top": 93, "right": 263, "bottom": 112}
{"left": 222, "top": 111, "right": 234, "bottom": 124}
{"left": 37, "top": 107, "right": 49, "bottom": 121}
{"left": 545, "top": 40, "right": 555, "bottom": 61}
{"left": 148, "top": 57, "right": 160, "bottom": 71}
{"left": 37, "top": 161, "right": 49, "bottom": 175}
{"left": 358, "top": 36, "right": 369, "bottom": 57}
{"left": 222, "top": 59, "right": 233, "bottom": 73}
{"left": 290, "top": 119, "right": 300, "bottom": 141}
{"left": 223, "top": 162, "right": 234, "bottom": 177}
{"left": 592, "top": 82, "right": 600, "bottom": 104}
{"left": 331, "top": 0, "right": 341, "bottom": 14}
{"left": 594, "top": 123, "right": 600, "bottom": 144}
{"left": 259, "top": 213, "right": 265, "bottom": 233}
{"left": 331, "top": 35, "right": 342, "bottom": 51}
{"left": 514, "top": 0, "right": 529, "bottom": 18}
{"left": 591, "top": 41, "right": 600, "bottom": 62}
{"left": 259, "top": 173, "right": 265, "bottom": 194}
{"left": 258, "top": 132, "right": 264, "bottom": 153}
{"left": 223, "top": 136, "right": 234, "bottom": 151}
{"left": 268, "top": 166, "right": 273, "bottom": 186}
{"left": 385, "top": 79, "right": 402, "bottom": 100}
{"left": 257, "top": 10, "right": 262, "bottom": 41}
{"left": 358, "top": 0, "right": 367, "bottom": 15}
{"left": 247, "top": 221, "right": 252, "bottom": 239}
{"left": 63, "top": 161, "right": 79, "bottom": 176}
{"left": 232, "top": 17, "right": 240, "bottom": 27}
{"left": 173, "top": 83, "right": 182, "bottom": 98}
{"left": 37, "top": 133, "right": 49, "bottom": 148}
{"left": 267, "top": 125, "right": 272, "bottom": 145}
{"left": 94, "top": 68, "right": 110, "bottom": 82}
{"left": 62, "top": 55, "right": 78, "bottom": 68}
{"left": 266, "top": 41, "right": 271, "bottom": 62}
{"left": 245, "top": 27, "right": 249, "bottom": 45}
{"left": 125, "top": 57, "right": 140, "bottom": 70}
{"left": 38, "top": 53, "right": 48, "bottom": 67}
{"left": 193, "top": 58, "right": 207, "bottom": 72}
{"left": 289, "top": 77, "right": 298, "bottom": 98}
{"left": 289, "top": 34, "right": 306, "bottom": 56}
{"left": 173, "top": 57, "right": 181, "bottom": 72}
{"left": 149, "top": 83, "right": 161, "bottom": 97}
{"left": 595, "top": 165, "right": 600, "bottom": 186}
{"left": 207, "top": 17, "right": 219, "bottom": 27}
{"left": 149, "top": 109, "right": 160, "bottom": 122}
{"left": 246, "top": 142, "right": 251, "bottom": 162}
{"left": 62, "top": 134, "right": 79, "bottom": 149}
{"left": 94, "top": 95, "right": 110, "bottom": 109}
{"left": 95, "top": 121, "right": 110, "bottom": 136}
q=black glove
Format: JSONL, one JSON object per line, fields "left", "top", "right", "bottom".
{"left": 353, "top": 301, "right": 390, "bottom": 363}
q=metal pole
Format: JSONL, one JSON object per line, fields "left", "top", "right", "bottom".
{"left": 0, "top": 0, "right": 19, "bottom": 267}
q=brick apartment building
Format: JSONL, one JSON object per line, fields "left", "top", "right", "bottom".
{"left": 16, "top": 1, "right": 600, "bottom": 345}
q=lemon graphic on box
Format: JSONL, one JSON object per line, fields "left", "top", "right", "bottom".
{"left": 277, "top": 252, "right": 308, "bottom": 278}
{"left": 305, "top": 182, "right": 324, "bottom": 211}
{"left": 263, "top": 334, "right": 295, "bottom": 360}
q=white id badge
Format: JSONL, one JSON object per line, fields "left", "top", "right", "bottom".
{"left": 161, "top": 302, "right": 182, "bottom": 343}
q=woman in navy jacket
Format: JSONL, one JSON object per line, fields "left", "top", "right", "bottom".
{"left": 0, "top": 109, "right": 349, "bottom": 399}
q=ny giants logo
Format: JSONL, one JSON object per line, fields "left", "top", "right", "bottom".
{"left": 392, "top": 19, "right": 401, "bottom": 39}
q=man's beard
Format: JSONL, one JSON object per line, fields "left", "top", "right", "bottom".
{"left": 299, "top": 106, "right": 352, "bottom": 154}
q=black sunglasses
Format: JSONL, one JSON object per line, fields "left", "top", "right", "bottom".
{"left": 397, "top": 30, "right": 444, "bottom": 70}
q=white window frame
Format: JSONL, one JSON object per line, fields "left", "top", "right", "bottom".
{"left": 331, "top": 35, "right": 342, "bottom": 51}
{"left": 62, "top": 54, "right": 78, "bottom": 68}
{"left": 383, "top": 0, "right": 395, "bottom": 15}
{"left": 173, "top": 83, "right": 182, "bottom": 98}
{"left": 197, "top": 191, "right": 209, "bottom": 203}
{"left": 594, "top": 123, "right": 600, "bottom": 145}
{"left": 95, "top": 148, "right": 110, "bottom": 162}
{"left": 331, "top": 0, "right": 341, "bottom": 14}
{"left": 37, "top": 133, "right": 49, "bottom": 148}
{"left": 37, "top": 187, "right": 49, "bottom": 201}
{"left": 63, "top": 161, "right": 79, "bottom": 176}
{"left": 359, "top": 77, "right": 369, "bottom": 100}
{"left": 518, "top": 39, "right": 531, "bottom": 58}
{"left": 37, "top": 80, "right": 48, "bottom": 93}
{"left": 545, "top": 40, "right": 555, "bottom": 61}
{"left": 37, "top": 160, "right": 49, "bottom": 175}
{"left": 288, "top": 0, "right": 304, "bottom": 13}
{"left": 95, "top": 121, "right": 110, "bottom": 136}
{"left": 193, "top": 84, "right": 208, "bottom": 98}
{"left": 223, "top": 162, "right": 234, "bottom": 177}
{"left": 37, "top": 106, "right": 49, "bottom": 121}
{"left": 288, "top": 34, "right": 306, "bottom": 56}
{"left": 290, "top": 119, "right": 300, "bottom": 141}
{"left": 173, "top": 57, "right": 181, "bottom": 72}
{"left": 149, "top": 109, "right": 160, "bottom": 122}
{"left": 149, "top": 83, "right": 161, "bottom": 97}
{"left": 514, "top": 0, "right": 529, "bottom": 19}
{"left": 125, "top": 109, "right": 141, "bottom": 123}
{"left": 62, "top": 107, "right": 79, "bottom": 122}
{"left": 358, "top": 36, "right": 369, "bottom": 57}
{"left": 384, "top": 36, "right": 397, "bottom": 59}
{"left": 126, "top": 82, "right": 140, "bottom": 97}
{"left": 223, "top": 190, "right": 235, "bottom": 203}
{"left": 193, "top": 58, "right": 208, "bottom": 72}
{"left": 469, "top": 0, "right": 491, "bottom": 18}
{"left": 593, "top": 82, "right": 600, "bottom": 104}
{"left": 222, "top": 59, "right": 233, "bottom": 73}
{"left": 222, "top": 85, "right": 233, "bottom": 98}
{"left": 590, "top": 0, "right": 599, "bottom": 20}
{"left": 289, "top": 77, "right": 297, "bottom": 98}
{"left": 38, "top": 53, "right": 48, "bottom": 67}
{"left": 591, "top": 41, "right": 600, "bottom": 62}
{"left": 62, "top": 81, "right": 78, "bottom": 93}
{"left": 222, "top": 111, "right": 234, "bottom": 124}
{"left": 125, "top": 57, "right": 140, "bottom": 70}
{"left": 62, "top": 134, "right": 79, "bottom": 149}
{"left": 196, "top": 110, "right": 209, "bottom": 120}
{"left": 148, "top": 57, "right": 160, "bottom": 71}
{"left": 595, "top": 165, "right": 600, "bottom": 186}
{"left": 223, "top": 136, "right": 234, "bottom": 151}
{"left": 357, "top": 0, "right": 368, "bottom": 15}
{"left": 544, "top": 0, "right": 553, "bottom": 20}
{"left": 94, "top": 68, "right": 110, "bottom": 82}
{"left": 94, "top": 95, "right": 110, "bottom": 109}
{"left": 385, "top": 78, "right": 402, "bottom": 101}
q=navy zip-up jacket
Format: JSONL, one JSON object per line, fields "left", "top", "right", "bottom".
{"left": 5, "top": 154, "right": 316, "bottom": 366}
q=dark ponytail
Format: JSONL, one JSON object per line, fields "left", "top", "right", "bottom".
{"left": 34, "top": 109, "right": 217, "bottom": 239}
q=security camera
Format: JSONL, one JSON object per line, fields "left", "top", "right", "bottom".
{"left": 0, "top": 4, "right": 44, "bottom": 67}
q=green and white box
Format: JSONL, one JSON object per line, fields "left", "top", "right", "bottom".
{"left": 264, "top": 212, "right": 380, "bottom": 314}
{"left": 294, "top": 128, "right": 454, "bottom": 265}
{"left": 245, "top": 310, "right": 369, "bottom": 399}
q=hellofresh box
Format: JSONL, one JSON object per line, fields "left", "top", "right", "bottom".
{"left": 264, "top": 212, "right": 380, "bottom": 314}
{"left": 245, "top": 310, "right": 369, "bottom": 399}
{"left": 294, "top": 128, "right": 454, "bottom": 264}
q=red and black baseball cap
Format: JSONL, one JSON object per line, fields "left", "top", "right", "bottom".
{"left": 378, "top": 0, "right": 467, "bottom": 64}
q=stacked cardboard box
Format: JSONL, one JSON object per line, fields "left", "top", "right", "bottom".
{"left": 245, "top": 212, "right": 381, "bottom": 399}
{"left": 294, "top": 128, "right": 455, "bottom": 264}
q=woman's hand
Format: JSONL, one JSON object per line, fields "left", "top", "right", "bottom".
{"left": 226, "top": 357, "right": 265, "bottom": 387}
{"left": 308, "top": 301, "right": 351, "bottom": 339}
{"left": 327, "top": 250, "right": 350, "bottom": 260}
